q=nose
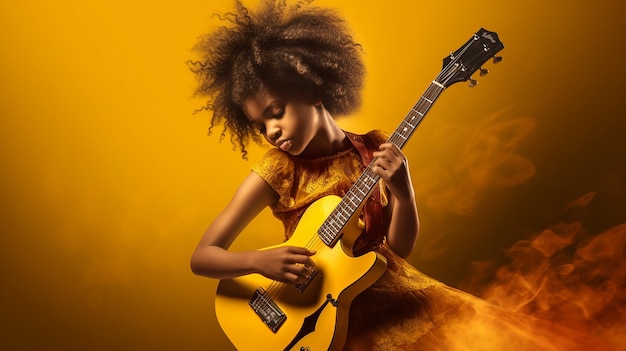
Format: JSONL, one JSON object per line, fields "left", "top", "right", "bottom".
{"left": 265, "top": 121, "right": 281, "bottom": 142}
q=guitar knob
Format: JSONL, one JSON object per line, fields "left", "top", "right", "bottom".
{"left": 468, "top": 78, "right": 478, "bottom": 87}
{"left": 479, "top": 68, "right": 489, "bottom": 76}
{"left": 493, "top": 56, "right": 503, "bottom": 64}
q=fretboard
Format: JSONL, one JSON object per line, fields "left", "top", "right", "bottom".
{"left": 318, "top": 82, "right": 445, "bottom": 247}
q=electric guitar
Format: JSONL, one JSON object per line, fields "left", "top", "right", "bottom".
{"left": 215, "top": 28, "right": 504, "bottom": 351}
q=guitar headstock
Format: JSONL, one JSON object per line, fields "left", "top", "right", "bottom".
{"left": 436, "top": 28, "right": 504, "bottom": 88}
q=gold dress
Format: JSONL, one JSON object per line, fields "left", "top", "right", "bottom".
{"left": 251, "top": 130, "right": 607, "bottom": 351}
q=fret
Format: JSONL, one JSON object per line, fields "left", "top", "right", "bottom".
{"left": 410, "top": 109, "right": 424, "bottom": 117}
{"left": 326, "top": 216, "right": 336, "bottom": 226}
{"left": 321, "top": 225, "right": 334, "bottom": 237}
{"left": 319, "top": 214, "right": 341, "bottom": 246}
{"left": 320, "top": 226, "right": 337, "bottom": 242}
{"left": 354, "top": 185, "right": 368, "bottom": 198}
{"left": 363, "top": 171, "right": 378, "bottom": 184}
{"left": 392, "top": 131, "right": 407, "bottom": 140}
{"left": 325, "top": 217, "right": 338, "bottom": 231}
{"left": 354, "top": 179, "right": 368, "bottom": 191}
{"left": 318, "top": 227, "right": 332, "bottom": 244}
{"left": 431, "top": 80, "right": 445, "bottom": 89}
{"left": 401, "top": 119, "right": 416, "bottom": 130}
{"left": 328, "top": 223, "right": 341, "bottom": 237}
{"left": 346, "top": 195, "right": 360, "bottom": 210}
{"left": 353, "top": 183, "right": 368, "bottom": 197}
{"left": 335, "top": 209, "right": 349, "bottom": 223}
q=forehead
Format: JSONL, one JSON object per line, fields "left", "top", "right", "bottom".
{"left": 242, "top": 89, "right": 284, "bottom": 121}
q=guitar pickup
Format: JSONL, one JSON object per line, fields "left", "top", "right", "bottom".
{"left": 249, "top": 288, "right": 287, "bottom": 333}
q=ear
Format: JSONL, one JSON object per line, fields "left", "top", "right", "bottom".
{"left": 312, "top": 94, "right": 323, "bottom": 107}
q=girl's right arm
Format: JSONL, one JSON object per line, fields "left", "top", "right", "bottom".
{"left": 190, "top": 172, "right": 316, "bottom": 283}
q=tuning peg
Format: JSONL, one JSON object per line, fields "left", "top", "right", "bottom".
{"left": 468, "top": 78, "right": 478, "bottom": 87}
{"left": 493, "top": 56, "right": 503, "bottom": 64}
{"left": 479, "top": 67, "right": 489, "bottom": 76}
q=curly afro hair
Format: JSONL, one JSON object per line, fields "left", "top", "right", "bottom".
{"left": 189, "top": 0, "right": 365, "bottom": 158}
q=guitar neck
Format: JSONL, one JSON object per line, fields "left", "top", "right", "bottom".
{"left": 388, "top": 81, "right": 445, "bottom": 150}
{"left": 318, "top": 81, "right": 446, "bottom": 247}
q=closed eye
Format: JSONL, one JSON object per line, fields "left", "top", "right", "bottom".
{"left": 273, "top": 108, "right": 285, "bottom": 119}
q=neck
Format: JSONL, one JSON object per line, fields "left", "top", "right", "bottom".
{"left": 299, "top": 107, "right": 350, "bottom": 158}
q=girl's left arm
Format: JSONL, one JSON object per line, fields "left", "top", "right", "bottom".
{"left": 372, "top": 143, "right": 419, "bottom": 258}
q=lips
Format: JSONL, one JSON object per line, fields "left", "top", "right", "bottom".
{"left": 278, "top": 140, "right": 292, "bottom": 152}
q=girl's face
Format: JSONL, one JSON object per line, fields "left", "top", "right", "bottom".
{"left": 243, "top": 89, "right": 323, "bottom": 157}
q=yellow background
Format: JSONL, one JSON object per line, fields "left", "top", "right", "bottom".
{"left": 1, "top": 0, "right": 624, "bottom": 350}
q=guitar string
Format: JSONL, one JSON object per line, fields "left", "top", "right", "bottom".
{"left": 263, "top": 215, "right": 329, "bottom": 298}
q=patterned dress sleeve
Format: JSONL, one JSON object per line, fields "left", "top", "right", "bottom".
{"left": 250, "top": 148, "right": 295, "bottom": 207}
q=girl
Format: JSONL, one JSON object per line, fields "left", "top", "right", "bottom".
{"left": 189, "top": 1, "right": 604, "bottom": 350}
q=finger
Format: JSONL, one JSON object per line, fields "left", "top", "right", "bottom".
{"left": 282, "top": 272, "right": 301, "bottom": 284}
{"left": 286, "top": 246, "right": 317, "bottom": 256}
{"left": 378, "top": 143, "right": 400, "bottom": 156}
{"left": 374, "top": 159, "right": 395, "bottom": 176}
{"left": 374, "top": 150, "right": 400, "bottom": 164}
{"left": 384, "top": 142, "right": 402, "bottom": 154}
{"left": 381, "top": 144, "right": 406, "bottom": 163}
{"left": 372, "top": 167, "right": 389, "bottom": 184}
{"left": 374, "top": 156, "right": 392, "bottom": 169}
{"left": 373, "top": 148, "right": 390, "bottom": 160}
{"left": 288, "top": 254, "right": 316, "bottom": 268}
{"left": 284, "top": 264, "right": 311, "bottom": 284}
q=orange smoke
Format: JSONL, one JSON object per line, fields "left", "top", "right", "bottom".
{"left": 461, "top": 192, "right": 626, "bottom": 349}
{"left": 415, "top": 106, "right": 536, "bottom": 224}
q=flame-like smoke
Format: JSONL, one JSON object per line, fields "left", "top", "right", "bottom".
{"left": 460, "top": 191, "right": 626, "bottom": 350}
{"left": 417, "top": 106, "right": 536, "bottom": 216}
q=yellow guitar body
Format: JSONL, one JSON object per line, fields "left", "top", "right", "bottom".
{"left": 215, "top": 195, "right": 388, "bottom": 351}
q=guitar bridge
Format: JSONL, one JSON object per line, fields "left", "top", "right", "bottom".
{"left": 249, "top": 288, "right": 286, "bottom": 333}
{"left": 294, "top": 268, "right": 318, "bottom": 293}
